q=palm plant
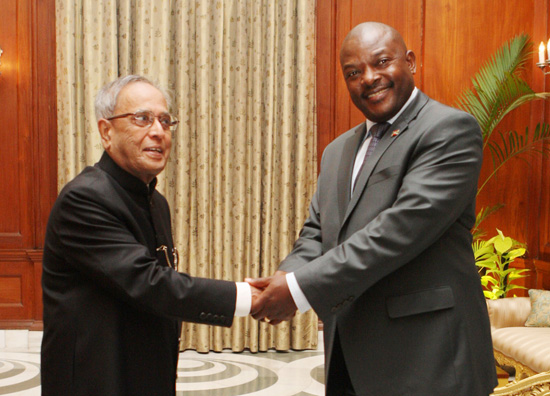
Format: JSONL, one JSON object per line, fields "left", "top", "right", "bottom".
{"left": 456, "top": 34, "right": 550, "bottom": 239}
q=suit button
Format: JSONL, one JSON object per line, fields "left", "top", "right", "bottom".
{"left": 331, "top": 307, "right": 338, "bottom": 313}
{"left": 199, "top": 312, "right": 207, "bottom": 320}
{"left": 213, "top": 315, "right": 219, "bottom": 322}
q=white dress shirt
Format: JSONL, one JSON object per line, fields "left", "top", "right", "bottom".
{"left": 235, "top": 282, "right": 252, "bottom": 316}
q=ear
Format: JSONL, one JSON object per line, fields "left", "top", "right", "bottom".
{"left": 406, "top": 50, "right": 417, "bottom": 74}
{"left": 97, "top": 119, "right": 113, "bottom": 151}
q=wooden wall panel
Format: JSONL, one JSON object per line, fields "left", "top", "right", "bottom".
{"left": 533, "top": 259, "right": 550, "bottom": 289}
{"left": 424, "top": 0, "right": 538, "bottom": 249}
{"left": 316, "top": 0, "right": 550, "bottom": 291}
{"left": 0, "top": 259, "right": 34, "bottom": 322}
{"left": 541, "top": 152, "right": 550, "bottom": 259}
{"left": 0, "top": 0, "right": 56, "bottom": 329}
{"left": 539, "top": 0, "right": 550, "bottom": 262}
{"left": 424, "top": 0, "right": 535, "bottom": 104}
{"left": 0, "top": 0, "right": 33, "bottom": 249}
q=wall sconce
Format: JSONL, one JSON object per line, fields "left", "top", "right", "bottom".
{"left": 537, "top": 40, "right": 550, "bottom": 74}
{"left": 0, "top": 46, "right": 3, "bottom": 75}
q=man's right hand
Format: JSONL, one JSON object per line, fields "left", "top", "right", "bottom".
{"left": 247, "top": 271, "right": 296, "bottom": 325}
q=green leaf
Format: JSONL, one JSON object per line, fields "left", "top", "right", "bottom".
{"left": 472, "top": 204, "right": 504, "bottom": 238}
{"left": 505, "top": 248, "right": 526, "bottom": 261}
{"left": 494, "top": 236, "right": 513, "bottom": 254}
{"left": 507, "top": 269, "right": 531, "bottom": 279}
{"left": 505, "top": 284, "right": 528, "bottom": 291}
{"left": 476, "top": 259, "right": 497, "bottom": 269}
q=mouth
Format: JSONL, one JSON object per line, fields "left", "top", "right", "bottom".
{"left": 364, "top": 86, "right": 390, "bottom": 100}
{"left": 144, "top": 147, "right": 164, "bottom": 156}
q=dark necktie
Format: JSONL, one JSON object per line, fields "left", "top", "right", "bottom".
{"left": 365, "top": 122, "right": 390, "bottom": 158}
{"left": 352, "top": 122, "right": 390, "bottom": 192}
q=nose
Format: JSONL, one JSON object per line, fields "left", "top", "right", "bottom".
{"left": 148, "top": 118, "right": 167, "bottom": 138}
{"left": 361, "top": 66, "right": 378, "bottom": 87}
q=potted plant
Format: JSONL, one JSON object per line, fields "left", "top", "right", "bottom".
{"left": 473, "top": 229, "right": 529, "bottom": 299}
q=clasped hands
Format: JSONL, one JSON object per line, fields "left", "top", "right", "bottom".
{"left": 246, "top": 271, "right": 297, "bottom": 325}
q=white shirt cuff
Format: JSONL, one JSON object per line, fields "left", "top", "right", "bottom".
{"left": 286, "top": 272, "right": 312, "bottom": 314}
{"left": 234, "top": 282, "right": 252, "bottom": 317}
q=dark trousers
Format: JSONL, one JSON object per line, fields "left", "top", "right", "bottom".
{"left": 326, "top": 328, "right": 357, "bottom": 396}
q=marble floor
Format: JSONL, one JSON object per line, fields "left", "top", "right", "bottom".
{"left": 0, "top": 330, "right": 325, "bottom": 396}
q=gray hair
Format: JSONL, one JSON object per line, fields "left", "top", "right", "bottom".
{"left": 94, "top": 75, "right": 172, "bottom": 120}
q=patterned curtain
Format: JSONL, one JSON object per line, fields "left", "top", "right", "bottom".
{"left": 56, "top": 0, "right": 318, "bottom": 352}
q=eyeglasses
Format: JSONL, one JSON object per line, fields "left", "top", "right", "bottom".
{"left": 107, "top": 110, "right": 179, "bottom": 132}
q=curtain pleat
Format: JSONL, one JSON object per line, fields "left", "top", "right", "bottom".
{"left": 56, "top": 0, "right": 318, "bottom": 352}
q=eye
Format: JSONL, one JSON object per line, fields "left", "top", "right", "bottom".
{"left": 134, "top": 111, "right": 154, "bottom": 125}
{"left": 346, "top": 70, "right": 360, "bottom": 79}
{"left": 158, "top": 115, "right": 172, "bottom": 128}
{"left": 377, "top": 58, "right": 390, "bottom": 67}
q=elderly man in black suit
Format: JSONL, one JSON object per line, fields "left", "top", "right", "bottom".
{"left": 41, "top": 75, "right": 258, "bottom": 396}
{"left": 248, "top": 22, "right": 497, "bottom": 396}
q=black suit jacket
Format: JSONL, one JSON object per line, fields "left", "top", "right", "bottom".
{"left": 41, "top": 152, "right": 237, "bottom": 396}
{"left": 280, "top": 91, "right": 497, "bottom": 396}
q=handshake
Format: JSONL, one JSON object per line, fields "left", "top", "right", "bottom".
{"left": 245, "top": 270, "right": 298, "bottom": 325}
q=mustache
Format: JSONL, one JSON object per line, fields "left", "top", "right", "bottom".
{"left": 361, "top": 81, "right": 393, "bottom": 97}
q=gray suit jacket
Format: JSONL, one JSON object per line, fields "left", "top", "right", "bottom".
{"left": 280, "top": 91, "right": 497, "bottom": 396}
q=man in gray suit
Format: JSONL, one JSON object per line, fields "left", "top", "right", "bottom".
{"left": 248, "top": 22, "right": 497, "bottom": 396}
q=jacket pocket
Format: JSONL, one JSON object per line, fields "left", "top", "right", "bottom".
{"left": 367, "top": 165, "right": 401, "bottom": 187}
{"left": 386, "top": 286, "right": 455, "bottom": 319}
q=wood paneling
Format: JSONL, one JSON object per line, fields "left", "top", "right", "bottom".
{"left": 0, "top": 0, "right": 56, "bottom": 329}
{"left": 317, "top": 0, "right": 550, "bottom": 288}
{"left": 0, "top": 0, "right": 33, "bottom": 249}
{"left": 0, "top": 259, "right": 34, "bottom": 319}
{"left": 424, "top": 0, "right": 538, "bottom": 250}
{"left": 533, "top": 259, "right": 550, "bottom": 289}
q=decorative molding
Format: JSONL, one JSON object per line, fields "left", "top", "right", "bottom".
{"left": 0, "top": 249, "right": 43, "bottom": 263}
{"left": 533, "top": 259, "right": 550, "bottom": 290}
{"left": 494, "top": 350, "right": 538, "bottom": 381}
{"left": 0, "top": 320, "right": 42, "bottom": 330}
{"left": 492, "top": 371, "right": 550, "bottom": 396}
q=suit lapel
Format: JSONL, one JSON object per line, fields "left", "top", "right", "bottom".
{"left": 337, "top": 123, "right": 366, "bottom": 224}
{"left": 341, "top": 92, "right": 430, "bottom": 229}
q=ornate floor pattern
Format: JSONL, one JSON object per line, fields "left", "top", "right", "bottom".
{"left": 0, "top": 331, "right": 325, "bottom": 395}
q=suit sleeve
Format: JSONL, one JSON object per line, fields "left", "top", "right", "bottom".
{"left": 46, "top": 183, "right": 237, "bottom": 327}
{"left": 278, "top": 147, "right": 329, "bottom": 273}
{"left": 279, "top": 189, "right": 324, "bottom": 272}
{"left": 289, "top": 111, "right": 482, "bottom": 320}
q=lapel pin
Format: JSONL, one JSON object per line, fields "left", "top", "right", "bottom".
{"left": 391, "top": 129, "right": 400, "bottom": 137}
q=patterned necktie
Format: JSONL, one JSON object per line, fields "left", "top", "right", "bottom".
{"left": 352, "top": 122, "right": 390, "bottom": 192}
{"left": 365, "top": 122, "right": 390, "bottom": 158}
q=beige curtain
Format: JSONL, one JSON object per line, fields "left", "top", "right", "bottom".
{"left": 56, "top": 0, "right": 318, "bottom": 352}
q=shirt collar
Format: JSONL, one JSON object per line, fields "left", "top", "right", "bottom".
{"left": 365, "top": 87, "right": 419, "bottom": 133}
{"left": 96, "top": 151, "right": 157, "bottom": 199}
